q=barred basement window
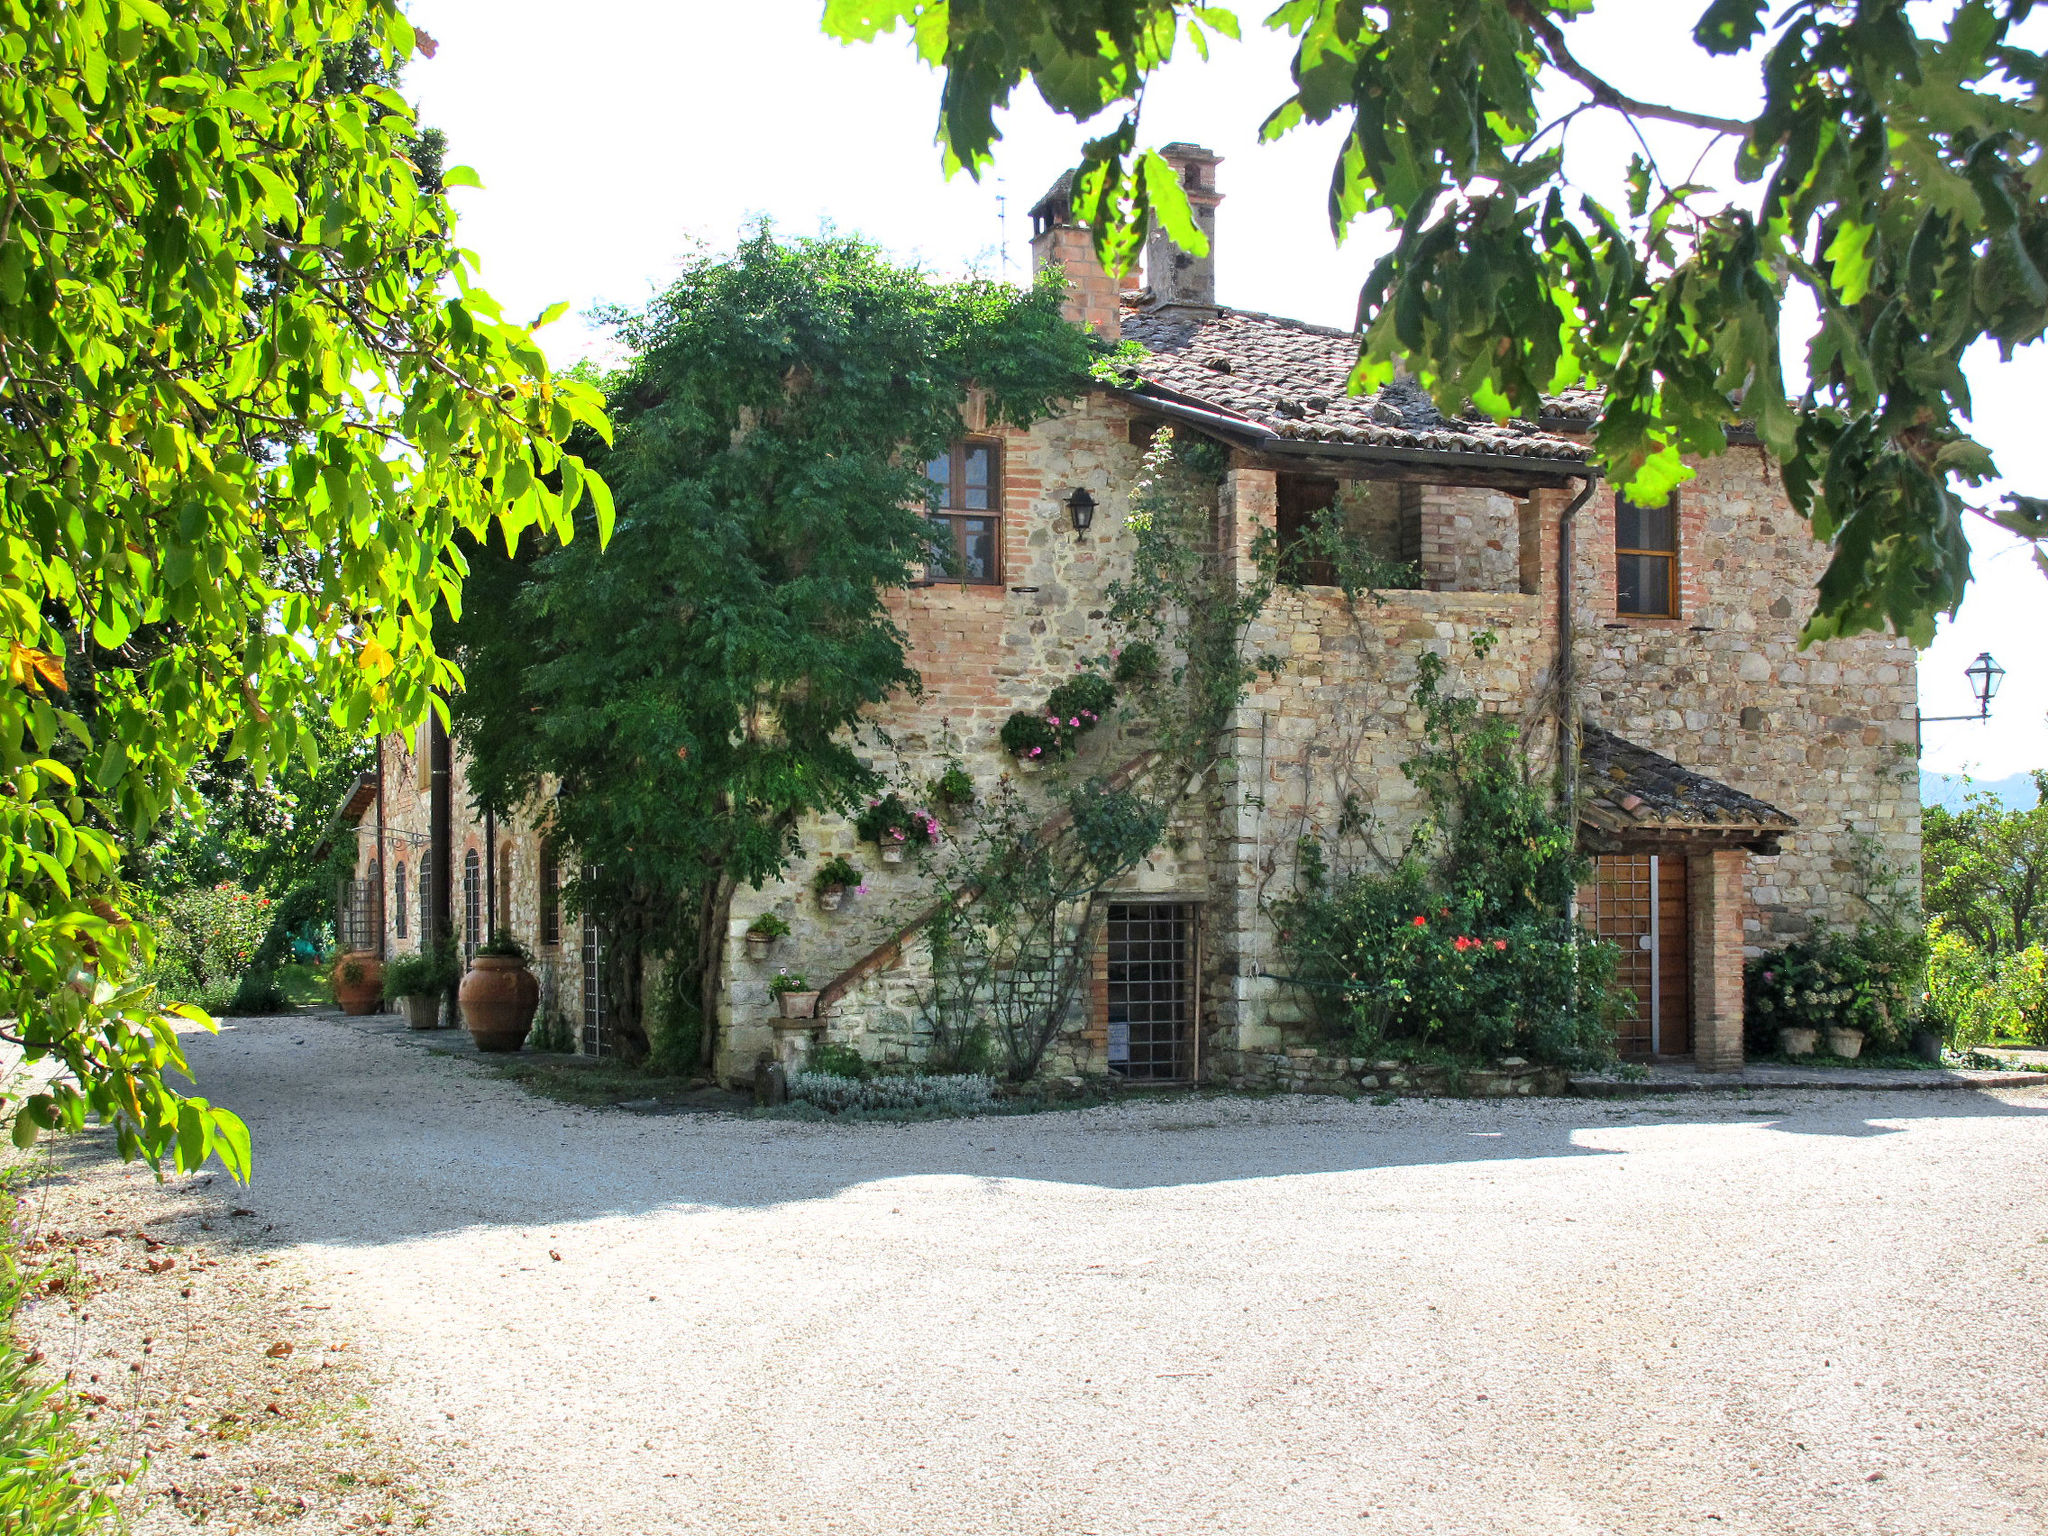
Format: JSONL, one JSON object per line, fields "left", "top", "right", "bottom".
{"left": 1616, "top": 494, "right": 1679, "bottom": 617}
{"left": 924, "top": 438, "right": 1002, "bottom": 584}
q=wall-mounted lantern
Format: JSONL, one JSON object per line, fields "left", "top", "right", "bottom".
{"left": 1066, "top": 487, "right": 1096, "bottom": 537}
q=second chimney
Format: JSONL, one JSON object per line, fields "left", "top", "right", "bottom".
{"left": 1145, "top": 143, "right": 1223, "bottom": 310}
{"left": 1029, "top": 171, "right": 1122, "bottom": 342}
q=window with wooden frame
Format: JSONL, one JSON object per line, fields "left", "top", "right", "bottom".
{"left": 923, "top": 438, "right": 1002, "bottom": 585}
{"left": 393, "top": 861, "right": 407, "bottom": 939}
{"left": 1615, "top": 493, "right": 1680, "bottom": 617}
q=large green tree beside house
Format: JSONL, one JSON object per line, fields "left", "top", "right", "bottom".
{"left": 827, "top": 0, "right": 2048, "bottom": 646}
{"left": 0, "top": 0, "right": 607, "bottom": 1170}
{"left": 445, "top": 232, "right": 1096, "bottom": 1065}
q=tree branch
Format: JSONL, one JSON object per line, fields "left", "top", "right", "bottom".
{"left": 1508, "top": 0, "right": 1753, "bottom": 138}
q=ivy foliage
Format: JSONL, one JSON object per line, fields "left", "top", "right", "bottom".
{"left": 1274, "top": 636, "right": 1621, "bottom": 1065}
{"left": 826, "top": 0, "right": 2048, "bottom": 645}
{"left": 445, "top": 232, "right": 1097, "bottom": 1062}
{"left": 0, "top": 0, "right": 608, "bottom": 1172}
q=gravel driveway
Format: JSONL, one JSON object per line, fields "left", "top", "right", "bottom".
{"left": 83, "top": 1014, "right": 2048, "bottom": 1534}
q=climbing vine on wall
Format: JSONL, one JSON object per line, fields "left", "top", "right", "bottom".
{"left": 919, "top": 430, "right": 1278, "bottom": 1078}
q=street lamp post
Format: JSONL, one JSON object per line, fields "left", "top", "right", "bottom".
{"left": 1918, "top": 650, "right": 2006, "bottom": 751}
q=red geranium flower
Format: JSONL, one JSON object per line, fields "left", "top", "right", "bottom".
{"left": 1494, "top": 939, "right": 1508, "bottom": 951}
{"left": 1412, "top": 915, "right": 1427, "bottom": 927}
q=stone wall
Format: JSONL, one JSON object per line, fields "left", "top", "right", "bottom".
{"left": 1569, "top": 447, "right": 1922, "bottom": 951}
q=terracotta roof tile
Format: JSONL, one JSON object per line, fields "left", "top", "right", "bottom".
{"left": 1118, "top": 301, "right": 1591, "bottom": 462}
{"left": 1578, "top": 726, "right": 1795, "bottom": 848}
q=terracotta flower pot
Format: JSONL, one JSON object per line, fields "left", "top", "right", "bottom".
{"left": 330, "top": 951, "right": 384, "bottom": 1016}
{"left": 459, "top": 954, "right": 539, "bottom": 1052}
{"left": 1824, "top": 1026, "right": 1865, "bottom": 1060}
{"left": 1778, "top": 1025, "right": 1819, "bottom": 1058}
{"left": 817, "top": 887, "right": 844, "bottom": 912}
{"left": 745, "top": 934, "right": 775, "bottom": 962}
{"left": 777, "top": 990, "right": 821, "bottom": 1020}
{"left": 1014, "top": 753, "right": 1042, "bottom": 775}
{"left": 881, "top": 846, "right": 905, "bottom": 865}
{"left": 401, "top": 993, "right": 441, "bottom": 1031}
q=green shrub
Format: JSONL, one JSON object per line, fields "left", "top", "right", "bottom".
{"left": 383, "top": 937, "right": 461, "bottom": 1000}
{"left": 787, "top": 1070, "right": 998, "bottom": 1116}
{"left": 806, "top": 1039, "right": 872, "bottom": 1079}
{"left": 1045, "top": 671, "right": 1115, "bottom": 729}
{"left": 645, "top": 962, "right": 701, "bottom": 1075}
{"left": 1744, "top": 922, "right": 1925, "bottom": 1054}
{"left": 1272, "top": 638, "right": 1620, "bottom": 1068}
{"left": 227, "top": 969, "right": 290, "bottom": 1015}
{"left": 1111, "top": 641, "right": 1160, "bottom": 685}
{"left": 141, "top": 882, "right": 276, "bottom": 1005}
{"left": 1925, "top": 926, "right": 2048, "bottom": 1048}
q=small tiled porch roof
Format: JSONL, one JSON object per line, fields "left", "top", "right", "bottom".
{"left": 1116, "top": 301, "right": 1596, "bottom": 462}
{"left": 1578, "top": 726, "right": 1795, "bottom": 854}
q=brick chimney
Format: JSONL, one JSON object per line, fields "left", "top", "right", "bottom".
{"left": 1029, "top": 171, "right": 1122, "bottom": 341}
{"left": 1144, "top": 143, "right": 1222, "bottom": 310}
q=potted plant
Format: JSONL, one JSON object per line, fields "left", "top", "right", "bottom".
{"left": 856, "top": 792, "right": 938, "bottom": 863}
{"left": 812, "top": 855, "right": 860, "bottom": 912}
{"left": 1824, "top": 1025, "right": 1865, "bottom": 1059}
{"left": 329, "top": 950, "right": 384, "bottom": 1016}
{"left": 458, "top": 929, "right": 540, "bottom": 1052}
{"left": 745, "top": 911, "right": 790, "bottom": 962}
{"left": 770, "top": 969, "right": 819, "bottom": 1019}
{"left": 1000, "top": 711, "right": 1060, "bottom": 772}
{"left": 1779, "top": 1025, "right": 1819, "bottom": 1057}
{"left": 933, "top": 761, "right": 975, "bottom": 817}
{"left": 383, "top": 940, "right": 455, "bottom": 1031}
{"left": 1045, "top": 671, "right": 1116, "bottom": 741}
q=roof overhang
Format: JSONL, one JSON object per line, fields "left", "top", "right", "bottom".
{"left": 310, "top": 769, "right": 378, "bottom": 861}
{"left": 1577, "top": 726, "right": 1795, "bottom": 857}
{"left": 1110, "top": 385, "right": 1592, "bottom": 491}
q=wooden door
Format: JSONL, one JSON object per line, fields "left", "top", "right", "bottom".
{"left": 1583, "top": 854, "right": 1691, "bottom": 1057}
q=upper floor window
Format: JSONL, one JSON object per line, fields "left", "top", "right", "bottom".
{"left": 393, "top": 861, "right": 407, "bottom": 939}
{"left": 1616, "top": 494, "right": 1679, "bottom": 617}
{"left": 924, "top": 439, "right": 1002, "bottom": 585}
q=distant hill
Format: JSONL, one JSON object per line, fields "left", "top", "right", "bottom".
{"left": 1921, "top": 771, "right": 2042, "bottom": 813}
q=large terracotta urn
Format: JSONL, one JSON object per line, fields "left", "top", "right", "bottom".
{"left": 458, "top": 954, "right": 540, "bottom": 1052}
{"left": 330, "top": 951, "right": 384, "bottom": 1016}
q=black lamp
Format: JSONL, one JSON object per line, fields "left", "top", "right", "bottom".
{"left": 1066, "top": 487, "right": 1096, "bottom": 536}
{"left": 1966, "top": 651, "right": 2005, "bottom": 717}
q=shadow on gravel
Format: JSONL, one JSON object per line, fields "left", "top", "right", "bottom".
{"left": 92, "top": 1013, "right": 2048, "bottom": 1249}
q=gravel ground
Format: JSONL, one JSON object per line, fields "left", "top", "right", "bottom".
{"left": 19, "top": 1011, "right": 2048, "bottom": 1536}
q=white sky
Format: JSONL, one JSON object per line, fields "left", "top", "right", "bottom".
{"left": 407, "top": 0, "right": 2045, "bottom": 779}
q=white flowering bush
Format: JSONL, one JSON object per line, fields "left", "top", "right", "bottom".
{"left": 787, "top": 1071, "right": 1000, "bottom": 1117}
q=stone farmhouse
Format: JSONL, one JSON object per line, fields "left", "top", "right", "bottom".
{"left": 334, "top": 144, "right": 1921, "bottom": 1088}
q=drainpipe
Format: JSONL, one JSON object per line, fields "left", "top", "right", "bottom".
{"left": 374, "top": 740, "right": 387, "bottom": 961}
{"left": 1555, "top": 470, "right": 1601, "bottom": 822}
{"left": 484, "top": 806, "right": 497, "bottom": 941}
{"left": 429, "top": 709, "right": 452, "bottom": 949}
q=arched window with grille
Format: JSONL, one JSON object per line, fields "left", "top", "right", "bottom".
{"left": 462, "top": 848, "right": 481, "bottom": 959}
{"left": 393, "top": 861, "right": 407, "bottom": 939}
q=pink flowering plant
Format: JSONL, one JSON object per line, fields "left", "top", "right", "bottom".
{"left": 853, "top": 791, "right": 940, "bottom": 850}
{"left": 998, "top": 670, "right": 1119, "bottom": 765}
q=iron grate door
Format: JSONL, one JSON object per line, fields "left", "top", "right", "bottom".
{"left": 1106, "top": 903, "right": 1195, "bottom": 1082}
